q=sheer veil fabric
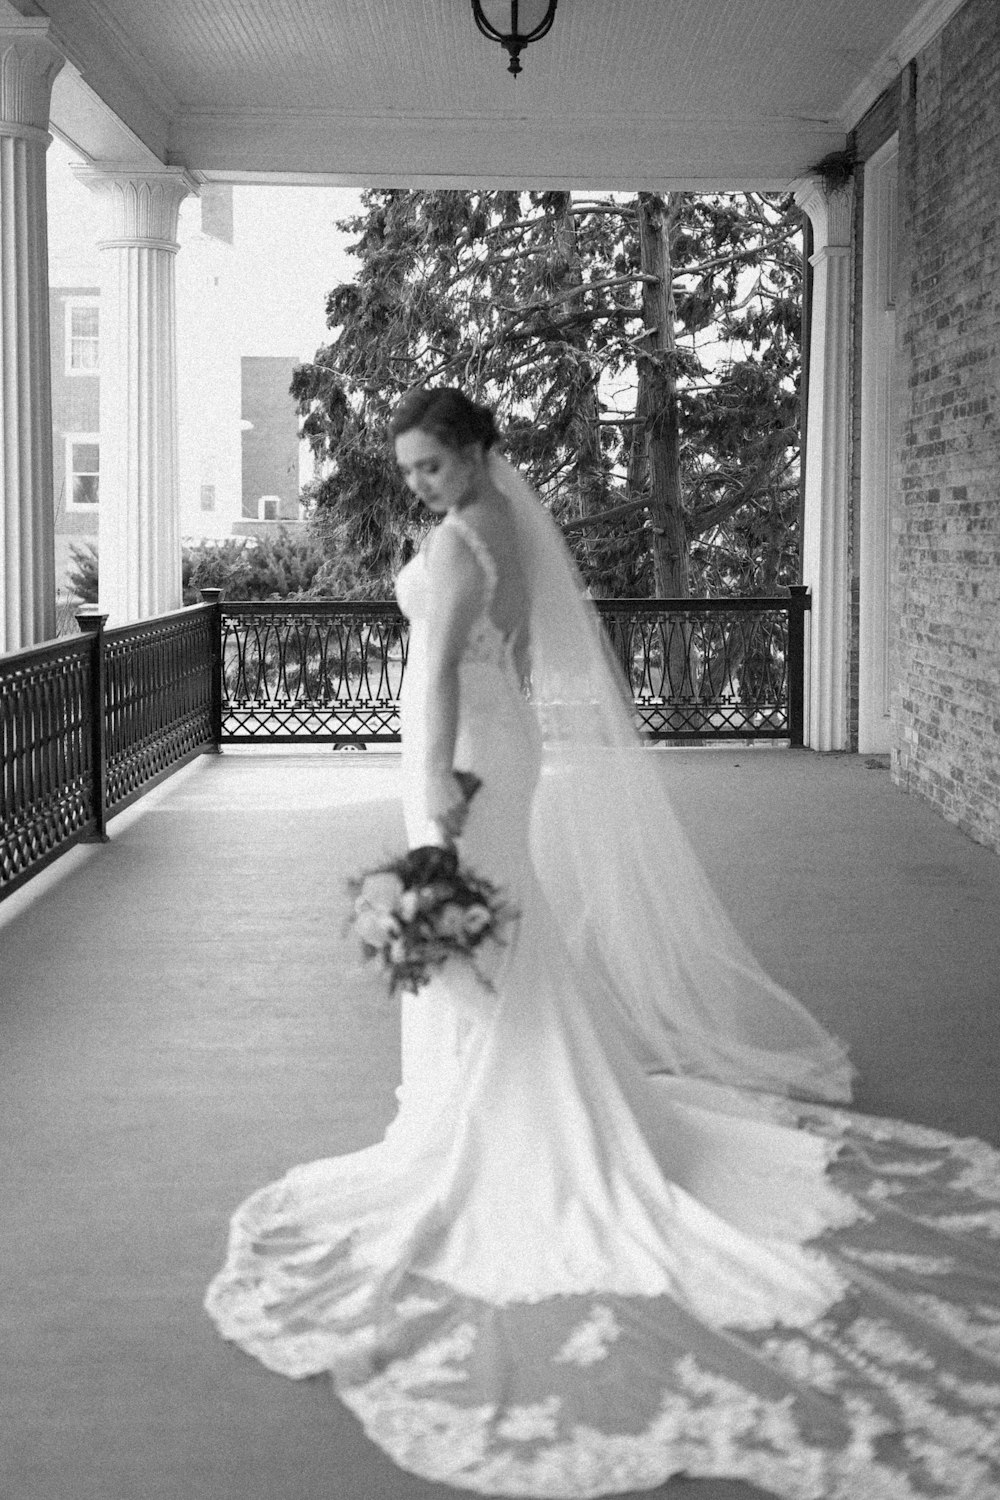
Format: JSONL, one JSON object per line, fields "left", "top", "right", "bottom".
{"left": 487, "top": 454, "right": 854, "bottom": 1103}
{"left": 205, "top": 454, "right": 1000, "bottom": 1498}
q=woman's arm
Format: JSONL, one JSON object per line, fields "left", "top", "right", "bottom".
{"left": 423, "top": 526, "right": 485, "bottom": 835}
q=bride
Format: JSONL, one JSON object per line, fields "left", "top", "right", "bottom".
{"left": 206, "top": 388, "right": 1000, "bottom": 1497}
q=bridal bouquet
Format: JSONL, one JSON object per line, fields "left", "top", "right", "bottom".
{"left": 348, "top": 775, "right": 517, "bottom": 999}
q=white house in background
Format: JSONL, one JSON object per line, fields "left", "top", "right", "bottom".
{"left": 46, "top": 139, "right": 314, "bottom": 606}
{"left": 49, "top": 280, "right": 99, "bottom": 606}
{"left": 237, "top": 356, "right": 306, "bottom": 538}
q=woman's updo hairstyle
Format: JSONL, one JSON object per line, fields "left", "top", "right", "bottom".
{"left": 389, "top": 387, "right": 499, "bottom": 454}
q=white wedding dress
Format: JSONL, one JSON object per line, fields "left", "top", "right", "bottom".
{"left": 206, "top": 504, "right": 1000, "bottom": 1498}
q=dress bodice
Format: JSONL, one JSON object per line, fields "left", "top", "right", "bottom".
{"left": 395, "top": 511, "right": 513, "bottom": 670}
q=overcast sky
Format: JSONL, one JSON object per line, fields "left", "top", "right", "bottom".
{"left": 226, "top": 183, "right": 363, "bottom": 359}
{"left": 47, "top": 135, "right": 363, "bottom": 362}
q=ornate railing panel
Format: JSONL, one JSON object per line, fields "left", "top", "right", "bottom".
{"left": 1, "top": 606, "right": 216, "bottom": 901}
{"left": 0, "top": 635, "right": 95, "bottom": 896}
{"left": 600, "top": 591, "right": 809, "bottom": 741}
{"left": 103, "top": 607, "right": 216, "bottom": 812}
{"left": 219, "top": 602, "right": 408, "bottom": 743}
{"left": 216, "top": 590, "right": 809, "bottom": 745}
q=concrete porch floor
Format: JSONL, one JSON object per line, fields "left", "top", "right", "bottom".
{"left": 2, "top": 747, "right": 1000, "bottom": 1500}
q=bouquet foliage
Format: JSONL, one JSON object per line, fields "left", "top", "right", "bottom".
{"left": 349, "top": 777, "right": 516, "bottom": 998}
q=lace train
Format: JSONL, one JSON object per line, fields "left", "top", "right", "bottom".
{"left": 206, "top": 1101, "right": 1000, "bottom": 1497}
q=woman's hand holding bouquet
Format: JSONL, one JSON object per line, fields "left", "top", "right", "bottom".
{"left": 348, "top": 774, "right": 516, "bottom": 999}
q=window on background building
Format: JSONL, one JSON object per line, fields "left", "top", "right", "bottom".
{"left": 66, "top": 437, "right": 100, "bottom": 508}
{"left": 200, "top": 484, "right": 216, "bottom": 512}
{"left": 65, "top": 300, "right": 99, "bottom": 375}
{"left": 261, "top": 496, "right": 279, "bottom": 521}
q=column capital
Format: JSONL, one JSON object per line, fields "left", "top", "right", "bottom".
{"left": 792, "top": 176, "right": 854, "bottom": 254}
{"left": 0, "top": 20, "right": 65, "bottom": 140}
{"left": 72, "top": 164, "right": 199, "bottom": 251}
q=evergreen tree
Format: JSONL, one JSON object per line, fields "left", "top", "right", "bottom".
{"left": 292, "top": 189, "right": 803, "bottom": 598}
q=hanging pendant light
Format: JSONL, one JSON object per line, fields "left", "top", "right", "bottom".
{"left": 471, "top": 0, "right": 558, "bottom": 78}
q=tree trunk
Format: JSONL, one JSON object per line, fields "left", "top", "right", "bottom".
{"left": 551, "top": 194, "right": 609, "bottom": 595}
{"left": 637, "top": 193, "right": 689, "bottom": 599}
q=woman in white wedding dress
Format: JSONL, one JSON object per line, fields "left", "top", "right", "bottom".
{"left": 206, "top": 388, "right": 1000, "bottom": 1498}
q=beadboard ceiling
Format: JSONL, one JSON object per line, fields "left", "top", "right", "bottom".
{"left": 18, "top": 0, "right": 967, "bottom": 187}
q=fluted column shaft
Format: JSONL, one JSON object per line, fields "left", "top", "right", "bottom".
{"left": 0, "top": 22, "right": 64, "bottom": 653}
{"left": 74, "top": 167, "right": 195, "bottom": 625}
{"left": 794, "top": 178, "right": 854, "bottom": 751}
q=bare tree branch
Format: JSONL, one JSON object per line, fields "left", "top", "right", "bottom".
{"left": 560, "top": 498, "right": 650, "bottom": 535}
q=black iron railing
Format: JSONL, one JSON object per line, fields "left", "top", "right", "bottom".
{"left": 210, "top": 588, "right": 810, "bottom": 747}
{"left": 217, "top": 598, "right": 408, "bottom": 743}
{"left": 600, "top": 590, "right": 810, "bottom": 743}
{"left": 1, "top": 605, "right": 215, "bottom": 900}
{"left": 1, "top": 632, "right": 95, "bottom": 896}
{"left": 1, "top": 589, "right": 808, "bottom": 901}
{"left": 101, "top": 609, "right": 216, "bottom": 809}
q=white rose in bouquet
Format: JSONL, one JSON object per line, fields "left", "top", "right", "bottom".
{"left": 463, "top": 904, "right": 491, "bottom": 937}
{"left": 398, "top": 890, "right": 420, "bottom": 922}
{"left": 357, "top": 872, "right": 404, "bottom": 911}
{"left": 436, "top": 902, "right": 467, "bottom": 939}
{"left": 354, "top": 907, "right": 400, "bottom": 949}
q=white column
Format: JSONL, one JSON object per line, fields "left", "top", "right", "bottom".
{"left": 858, "top": 139, "right": 899, "bottom": 756}
{"left": 74, "top": 166, "right": 196, "bottom": 626}
{"left": 0, "top": 21, "right": 64, "bottom": 653}
{"left": 794, "top": 177, "right": 854, "bottom": 751}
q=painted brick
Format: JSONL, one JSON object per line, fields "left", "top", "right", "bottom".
{"left": 892, "top": 0, "right": 1000, "bottom": 852}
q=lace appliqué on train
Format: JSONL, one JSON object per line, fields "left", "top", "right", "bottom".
{"left": 342, "top": 1298, "right": 1000, "bottom": 1498}
{"left": 209, "top": 1105, "right": 1000, "bottom": 1497}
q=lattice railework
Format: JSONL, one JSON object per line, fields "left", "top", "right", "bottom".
{"left": 600, "top": 603, "right": 793, "bottom": 740}
{"left": 104, "top": 610, "right": 215, "bottom": 812}
{"left": 218, "top": 599, "right": 803, "bottom": 744}
{"left": 0, "top": 636, "right": 95, "bottom": 895}
{"left": 220, "top": 605, "right": 408, "bottom": 742}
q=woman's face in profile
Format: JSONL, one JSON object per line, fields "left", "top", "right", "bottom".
{"left": 395, "top": 429, "right": 478, "bottom": 514}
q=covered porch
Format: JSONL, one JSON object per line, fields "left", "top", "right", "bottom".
{"left": 2, "top": 2, "right": 999, "bottom": 1493}
{"left": 3, "top": 746, "right": 1000, "bottom": 1499}
{"left": 0, "top": 0, "right": 974, "bottom": 756}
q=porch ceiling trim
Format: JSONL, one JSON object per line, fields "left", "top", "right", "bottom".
{"left": 15, "top": 0, "right": 971, "bottom": 189}
{"left": 836, "top": 0, "right": 968, "bottom": 128}
{"left": 50, "top": 61, "right": 163, "bottom": 168}
{"left": 168, "top": 110, "right": 848, "bottom": 193}
{"left": 40, "top": 0, "right": 174, "bottom": 160}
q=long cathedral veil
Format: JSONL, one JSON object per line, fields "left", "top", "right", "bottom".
{"left": 490, "top": 452, "right": 854, "bottom": 1104}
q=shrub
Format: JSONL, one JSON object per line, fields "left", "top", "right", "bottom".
{"left": 183, "top": 530, "right": 330, "bottom": 601}
{"left": 67, "top": 542, "right": 99, "bottom": 604}
{"left": 182, "top": 537, "right": 256, "bottom": 602}
{"left": 71, "top": 530, "right": 333, "bottom": 605}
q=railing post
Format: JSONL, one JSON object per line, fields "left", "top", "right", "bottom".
{"left": 76, "top": 608, "right": 110, "bottom": 842}
{"left": 199, "top": 588, "right": 224, "bottom": 749}
{"left": 787, "top": 585, "right": 810, "bottom": 748}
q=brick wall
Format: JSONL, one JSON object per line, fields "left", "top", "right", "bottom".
{"left": 892, "top": 0, "right": 1000, "bottom": 851}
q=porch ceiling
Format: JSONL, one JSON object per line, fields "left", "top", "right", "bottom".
{"left": 20, "top": 0, "right": 964, "bottom": 187}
